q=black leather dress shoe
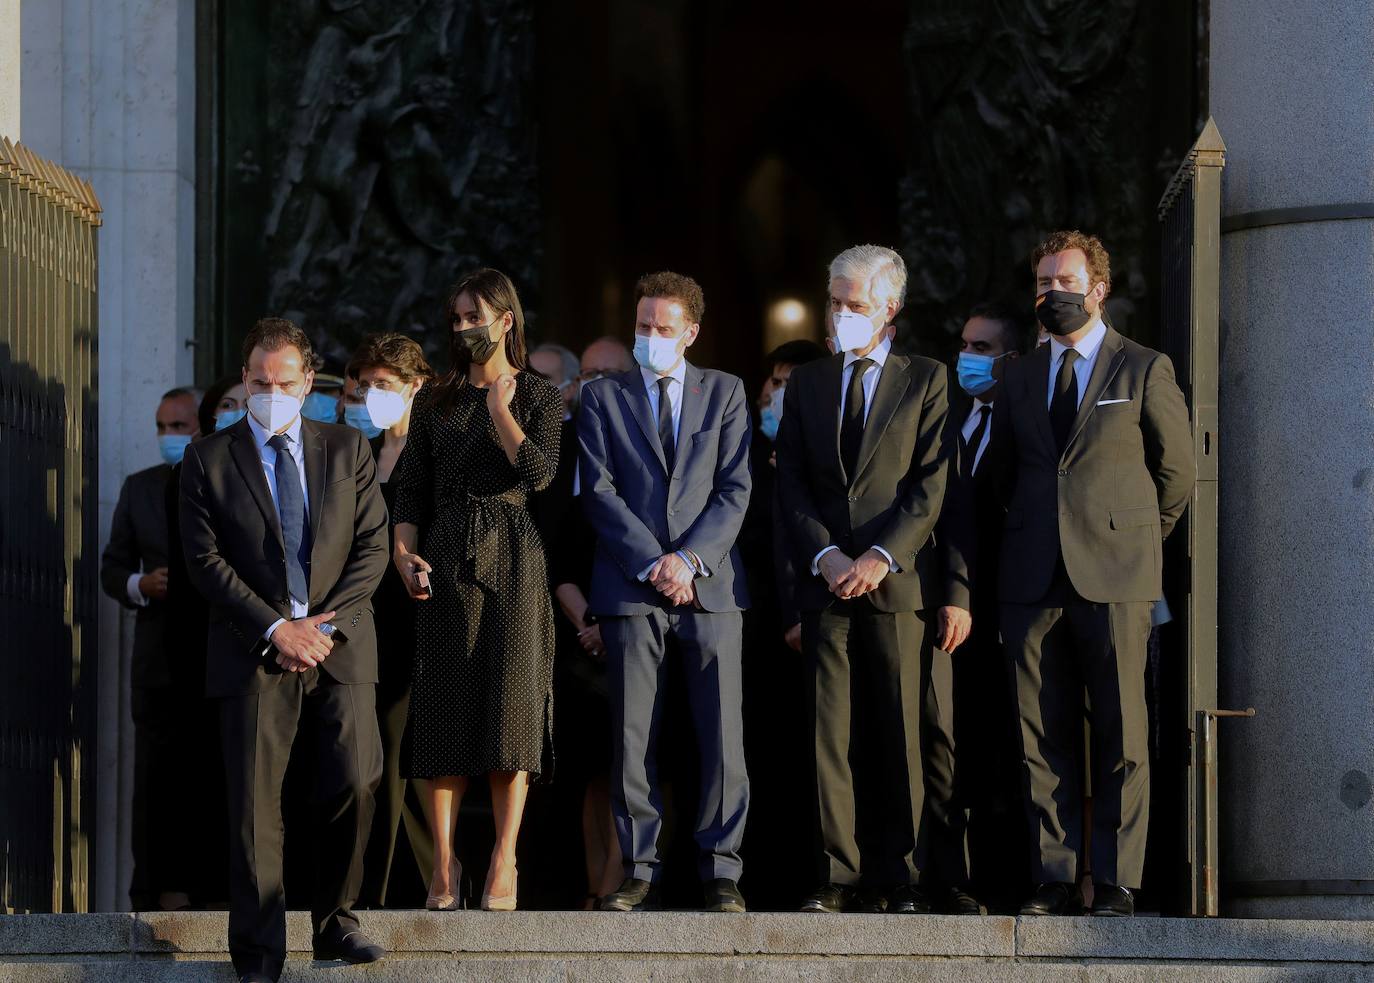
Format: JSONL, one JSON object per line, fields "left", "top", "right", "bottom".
{"left": 941, "top": 887, "right": 984, "bottom": 915}
{"left": 888, "top": 884, "right": 933, "bottom": 914}
{"left": 312, "top": 930, "right": 386, "bottom": 964}
{"left": 1090, "top": 884, "right": 1135, "bottom": 917}
{"left": 704, "top": 878, "right": 746, "bottom": 913}
{"left": 600, "top": 877, "right": 661, "bottom": 911}
{"left": 800, "top": 883, "right": 852, "bottom": 913}
{"left": 238, "top": 974, "right": 275, "bottom": 983}
{"left": 1019, "top": 882, "right": 1084, "bottom": 916}
{"left": 854, "top": 888, "right": 888, "bottom": 914}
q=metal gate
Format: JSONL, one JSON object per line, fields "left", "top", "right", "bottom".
{"left": 1156, "top": 117, "right": 1251, "bottom": 916}
{"left": 0, "top": 137, "right": 102, "bottom": 913}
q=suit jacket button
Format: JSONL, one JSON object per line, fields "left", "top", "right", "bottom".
{"left": 848, "top": 495, "right": 857, "bottom": 502}
{"left": 1057, "top": 469, "right": 1070, "bottom": 477}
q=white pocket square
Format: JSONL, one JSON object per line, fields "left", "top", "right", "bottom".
{"left": 1096, "top": 398, "right": 1131, "bottom": 406}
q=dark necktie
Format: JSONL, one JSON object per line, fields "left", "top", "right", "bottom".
{"left": 840, "top": 357, "right": 872, "bottom": 480}
{"left": 961, "top": 405, "right": 991, "bottom": 480}
{"left": 1050, "top": 348, "right": 1081, "bottom": 456}
{"left": 268, "top": 434, "right": 311, "bottom": 606}
{"left": 656, "top": 377, "right": 676, "bottom": 472}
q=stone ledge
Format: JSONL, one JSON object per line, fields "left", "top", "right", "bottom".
{"left": 1015, "top": 915, "right": 1374, "bottom": 963}
{"left": 130, "top": 910, "right": 1016, "bottom": 958}
{"left": 1, "top": 955, "right": 1372, "bottom": 983}
{"left": 0, "top": 914, "right": 134, "bottom": 955}
{"left": 3, "top": 912, "right": 1373, "bottom": 968}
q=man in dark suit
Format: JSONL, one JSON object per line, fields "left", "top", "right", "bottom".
{"left": 775, "top": 244, "right": 951, "bottom": 914}
{"left": 923, "top": 304, "right": 1033, "bottom": 914}
{"left": 578, "top": 271, "right": 753, "bottom": 914}
{"left": 101, "top": 385, "right": 200, "bottom": 911}
{"left": 994, "top": 231, "right": 1195, "bottom": 917}
{"left": 180, "top": 318, "right": 389, "bottom": 983}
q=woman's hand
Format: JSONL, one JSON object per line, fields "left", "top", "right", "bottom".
{"left": 395, "top": 548, "right": 433, "bottom": 600}
{"left": 487, "top": 373, "right": 517, "bottom": 416}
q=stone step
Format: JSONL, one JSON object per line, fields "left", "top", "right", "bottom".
{"left": 1, "top": 911, "right": 1371, "bottom": 981}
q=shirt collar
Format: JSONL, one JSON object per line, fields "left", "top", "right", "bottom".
{"left": 1049, "top": 317, "right": 1108, "bottom": 369}
{"left": 246, "top": 405, "right": 304, "bottom": 452}
{"left": 843, "top": 334, "right": 892, "bottom": 371}
{"left": 640, "top": 358, "right": 687, "bottom": 393}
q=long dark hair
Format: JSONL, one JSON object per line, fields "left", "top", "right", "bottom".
{"left": 432, "top": 268, "right": 530, "bottom": 410}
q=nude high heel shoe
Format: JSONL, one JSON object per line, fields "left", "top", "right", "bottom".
{"left": 481, "top": 866, "right": 518, "bottom": 911}
{"left": 426, "top": 857, "right": 463, "bottom": 911}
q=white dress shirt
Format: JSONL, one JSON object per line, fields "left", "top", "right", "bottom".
{"left": 814, "top": 336, "right": 898, "bottom": 576}
{"left": 634, "top": 360, "right": 708, "bottom": 581}
{"left": 247, "top": 410, "right": 311, "bottom": 637}
{"left": 126, "top": 572, "right": 149, "bottom": 607}
{"left": 961, "top": 398, "right": 994, "bottom": 476}
{"left": 640, "top": 361, "right": 686, "bottom": 444}
{"left": 1046, "top": 318, "right": 1108, "bottom": 409}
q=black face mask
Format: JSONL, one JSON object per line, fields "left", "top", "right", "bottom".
{"left": 455, "top": 322, "right": 501, "bottom": 364}
{"left": 1035, "top": 290, "right": 1093, "bottom": 337}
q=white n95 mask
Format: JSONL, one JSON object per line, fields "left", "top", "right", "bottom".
{"left": 247, "top": 392, "right": 302, "bottom": 432}
{"left": 365, "top": 388, "right": 409, "bottom": 429}
{"left": 832, "top": 310, "right": 882, "bottom": 353}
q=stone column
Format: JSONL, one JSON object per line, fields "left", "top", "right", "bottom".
{"left": 20, "top": 0, "right": 198, "bottom": 912}
{"left": 1212, "top": 0, "right": 1374, "bottom": 918}
{"left": 0, "top": 1, "right": 18, "bottom": 139}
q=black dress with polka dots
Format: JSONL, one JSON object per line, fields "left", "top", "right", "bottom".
{"left": 390, "top": 372, "right": 561, "bottom": 780}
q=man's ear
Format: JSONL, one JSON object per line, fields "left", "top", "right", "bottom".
{"left": 302, "top": 370, "right": 315, "bottom": 397}
{"left": 683, "top": 323, "right": 700, "bottom": 348}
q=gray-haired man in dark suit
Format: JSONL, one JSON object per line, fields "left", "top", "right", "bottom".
{"left": 578, "top": 271, "right": 753, "bottom": 914}
{"left": 995, "top": 231, "right": 1195, "bottom": 918}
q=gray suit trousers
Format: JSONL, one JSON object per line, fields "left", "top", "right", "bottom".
{"left": 602, "top": 608, "right": 749, "bottom": 883}
{"left": 1002, "top": 591, "right": 1152, "bottom": 888}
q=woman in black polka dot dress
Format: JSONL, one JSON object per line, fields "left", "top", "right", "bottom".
{"left": 390, "top": 269, "right": 561, "bottom": 912}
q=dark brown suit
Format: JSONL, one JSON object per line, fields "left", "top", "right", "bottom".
{"left": 775, "top": 348, "right": 951, "bottom": 888}
{"left": 992, "top": 326, "right": 1194, "bottom": 889}
{"left": 179, "top": 415, "right": 388, "bottom": 980}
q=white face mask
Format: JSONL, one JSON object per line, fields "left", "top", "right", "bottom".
{"left": 832, "top": 308, "right": 885, "bottom": 353}
{"left": 247, "top": 392, "right": 303, "bottom": 433}
{"left": 633, "top": 333, "right": 684, "bottom": 375}
{"left": 364, "top": 387, "right": 410, "bottom": 429}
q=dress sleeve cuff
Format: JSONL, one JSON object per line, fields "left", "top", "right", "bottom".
{"left": 811, "top": 545, "right": 838, "bottom": 576}
{"left": 871, "top": 545, "right": 900, "bottom": 572}
{"left": 126, "top": 572, "right": 149, "bottom": 607}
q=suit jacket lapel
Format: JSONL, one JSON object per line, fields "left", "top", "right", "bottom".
{"left": 228, "top": 420, "right": 284, "bottom": 547}
{"left": 615, "top": 369, "right": 667, "bottom": 473}
{"left": 301, "top": 420, "right": 328, "bottom": 550}
{"left": 1065, "top": 329, "right": 1127, "bottom": 455}
{"left": 1026, "top": 343, "right": 1058, "bottom": 458}
{"left": 852, "top": 354, "right": 911, "bottom": 482}
{"left": 816, "top": 354, "right": 845, "bottom": 481}
{"left": 671, "top": 363, "right": 707, "bottom": 481}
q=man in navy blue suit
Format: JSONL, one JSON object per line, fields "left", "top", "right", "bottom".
{"left": 578, "top": 271, "right": 753, "bottom": 913}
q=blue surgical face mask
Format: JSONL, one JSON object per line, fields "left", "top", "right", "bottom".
{"left": 158, "top": 433, "right": 193, "bottom": 466}
{"left": 956, "top": 352, "right": 1010, "bottom": 398}
{"left": 759, "top": 384, "right": 785, "bottom": 441}
{"left": 344, "top": 404, "right": 383, "bottom": 439}
{"left": 301, "top": 391, "right": 338, "bottom": 422}
{"left": 215, "top": 408, "right": 247, "bottom": 431}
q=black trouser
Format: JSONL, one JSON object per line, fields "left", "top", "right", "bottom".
{"left": 130, "top": 684, "right": 192, "bottom": 906}
{"left": 219, "top": 670, "right": 382, "bottom": 980}
{"left": 921, "top": 620, "right": 1031, "bottom": 907}
{"left": 1001, "top": 589, "right": 1152, "bottom": 888}
{"left": 803, "top": 600, "right": 930, "bottom": 888}
{"left": 358, "top": 667, "right": 432, "bottom": 907}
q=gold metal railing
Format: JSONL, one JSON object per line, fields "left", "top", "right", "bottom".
{"left": 0, "top": 136, "right": 102, "bottom": 913}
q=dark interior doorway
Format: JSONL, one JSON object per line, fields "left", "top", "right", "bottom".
{"left": 537, "top": 0, "right": 910, "bottom": 383}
